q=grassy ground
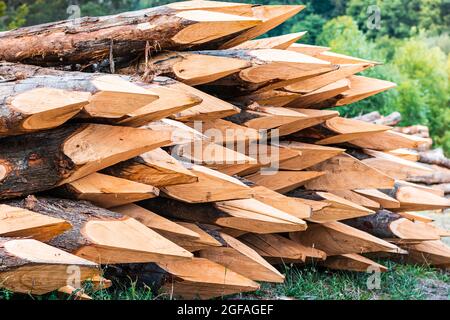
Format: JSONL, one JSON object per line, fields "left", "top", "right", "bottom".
{"left": 1, "top": 260, "right": 449, "bottom": 300}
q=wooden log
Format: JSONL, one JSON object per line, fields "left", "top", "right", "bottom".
{"left": 353, "top": 189, "right": 401, "bottom": 209}
{"left": 328, "top": 190, "right": 381, "bottom": 210}
{"left": 386, "top": 149, "right": 419, "bottom": 162}
{"left": 393, "top": 125, "right": 430, "bottom": 138}
{"left": 157, "top": 257, "right": 260, "bottom": 299}
{"left": 196, "top": 49, "right": 336, "bottom": 96}
{"left": 288, "top": 43, "right": 330, "bottom": 56}
{"left": 289, "top": 222, "right": 404, "bottom": 256}
{"left": 382, "top": 182, "right": 450, "bottom": 212}
{"left": 239, "top": 233, "right": 313, "bottom": 263}
{"left": 250, "top": 185, "right": 311, "bottom": 219}
{"left": 321, "top": 254, "right": 388, "bottom": 272}
{"left": 233, "top": 32, "right": 306, "bottom": 50}
{"left": 227, "top": 105, "right": 338, "bottom": 137}
{"left": 344, "top": 209, "right": 441, "bottom": 241}
{"left": 0, "top": 238, "right": 98, "bottom": 295}
{"left": 104, "top": 148, "right": 198, "bottom": 188}
{"left": 6, "top": 196, "right": 193, "bottom": 264}
{"left": 54, "top": 173, "right": 159, "bottom": 208}
{"left": 245, "top": 170, "right": 325, "bottom": 194}
{"left": 284, "top": 63, "right": 369, "bottom": 95}
{"left": 0, "top": 124, "right": 170, "bottom": 199}
{"left": 160, "top": 163, "right": 254, "bottom": 203}
{"left": 278, "top": 141, "right": 345, "bottom": 171}
{"left": 198, "top": 231, "right": 285, "bottom": 283}
{"left": 397, "top": 212, "right": 434, "bottom": 224}
{"left": 140, "top": 197, "right": 307, "bottom": 234}
{"left": 121, "top": 51, "right": 252, "bottom": 86}
{"left": 429, "top": 183, "right": 450, "bottom": 194}
{"left": 0, "top": 6, "right": 262, "bottom": 67}
{"left": 143, "top": 119, "right": 207, "bottom": 146}
{"left": 361, "top": 149, "right": 433, "bottom": 180}
{"left": 0, "top": 204, "right": 71, "bottom": 242}
{"left": 354, "top": 111, "right": 402, "bottom": 126}
{"left": 287, "top": 190, "right": 375, "bottom": 222}
{"left": 304, "top": 153, "right": 395, "bottom": 191}
{"left": 350, "top": 130, "right": 430, "bottom": 151}
{"left": 111, "top": 204, "right": 200, "bottom": 241}
{"left": 285, "top": 79, "right": 351, "bottom": 108}
{"left": 161, "top": 222, "right": 222, "bottom": 252}
{"left": 220, "top": 5, "right": 305, "bottom": 49}
{"left": 115, "top": 77, "right": 203, "bottom": 127}
{"left": 418, "top": 148, "right": 450, "bottom": 169}
{"left": 232, "top": 90, "right": 302, "bottom": 108}
{"left": 167, "top": 81, "right": 240, "bottom": 121}
{"left": 407, "top": 164, "right": 450, "bottom": 185}
{"left": 315, "top": 51, "right": 380, "bottom": 65}
{"left": 400, "top": 240, "right": 450, "bottom": 268}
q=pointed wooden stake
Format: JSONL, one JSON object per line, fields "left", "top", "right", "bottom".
{"left": 6, "top": 196, "right": 193, "bottom": 264}
{"left": 246, "top": 170, "right": 325, "bottom": 194}
{"left": 0, "top": 124, "right": 170, "bottom": 199}
{"left": 158, "top": 257, "right": 260, "bottom": 299}
{"left": 111, "top": 203, "right": 200, "bottom": 240}
{"left": 55, "top": 173, "right": 159, "bottom": 208}
{"left": 104, "top": 148, "right": 198, "bottom": 188}
{"left": 199, "top": 231, "right": 285, "bottom": 283}
{"left": 0, "top": 238, "right": 98, "bottom": 295}
{"left": 304, "top": 153, "right": 395, "bottom": 191}
{"left": 233, "top": 32, "right": 307, "bottom": 50}
{"left": 0, "top": 204, "right": 71, "bottom": 242}
{"left": 162, "top": 222, "right": 222, "bottom": 252}
{"left": 329, "top": 190, "right": 381, "bottom": 210}
{"left": 58, "top": 286, "right": 93, "bottom": 300}
{"left": 290, "top": 221, "right": 403, "bottom": 256}
{"left": 401, "top": 240, "right": 450, "bottom": 268}
{"left": 354, "top": 189, "right": 400, "bottom": 209}
{"left": 288, "top": 43, "right": 330, "bottom": 56}
{"left": 161, "top": 164, "right": 254, "bottom": 203}
{"left": 321, "top": 254, "right": 388, "bottom": 272}
{"left": 232, "top": 90, "right": 302, "bottom": 108}
{"left": 350, "top": 130, "right": 430, "bottom": 151}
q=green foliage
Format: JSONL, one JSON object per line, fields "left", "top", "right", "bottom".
{"left": 290, "top": 14, "right": 326, "bottom": 44}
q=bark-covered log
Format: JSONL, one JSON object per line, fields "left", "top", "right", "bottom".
{"left": 0, "top": 6, "right": 261, "bottom": 67}
{"left": 5, "top": 196, "right": 192, "bottom": 264}
{"left": 354, "top": 111, "right": 402, "bottom": 126}
{"left": 0, "top": 123, "right": 170, "bottom": 199}
{"left": 418, "top": 148, "right": 450, "bottom": 169}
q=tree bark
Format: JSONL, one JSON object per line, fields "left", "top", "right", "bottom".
{"left": 344, "top": 209, "right": 402, "bottom": 239}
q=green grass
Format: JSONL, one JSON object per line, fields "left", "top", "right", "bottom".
{"left": 1, "top": 260, "right": 449, "bottom": 300}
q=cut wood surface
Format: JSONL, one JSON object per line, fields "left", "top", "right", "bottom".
{"left": 353, "top": 189, "right": 401, "bottom": 209}
{"left": 6, "top": 196, "right": 193, "bottom": 264}
{"left": 344, "top": 210, "right": 441, "bottom": 241}
{"left": 220, "top": 5, "right": 305, "bottom": 49}
{"left": 55, "top": 172, "right": 159, "bottom": 208}
{"left": 233, "top": 32, "right": 306, "bottom": 50}
{"left": 350, "top": 130, "right": 430, "bottom": 151}
{"left": 198, "top": 231, "right": 285, "bottom": 283}
{"left": 304, "top": 153, "right": 395, "bottom": 191}
{"left": 161, "top": 163, "right": 254, "bottom": 203}
{"left": 246, "top": 170, "right": 325, "bottom": 194}
{"left": 328, "top": 190, "right": 381, "bottom": 210}
{"left": 288, "top": 43, "right": 330, "bottom": 56}
{"left": 163, "top": 222, "right": 222, "bottom": 252}
{"left": 0, "top": 6, "right": 263, "bottom": 66}
{"left": 400, "top": 240, "right": 450, "bottom": 268}
{"left": 315, "top": 51, "right": 380, "bottom": 65}
{"left": 0, "top": 238, "right": 98, "bottom": 295}
{"left": 321, "top": 254, "right": 388, "bottom": 273}
{"left": 0, "top": 124, "right": 170, "bottom": 199}
{"left": 141, "top": 197, "right": 306, "bottom": 234}
{"left": 290, "top": 221, "right": 403, "bottom": 256}
{"left": 111, "top": 204, "right": 200, "bottom": 240}
{"left": 233, "top": 89, "right": 302, "bottom": 108}
{"left": 104, "top": 148, "right": 198, "bottom": 188}
{"left": 158, "top": 257, "right": 260, "bottom": 299}
{"left": 0, "top": 204, "right": 71, "bottom": 242}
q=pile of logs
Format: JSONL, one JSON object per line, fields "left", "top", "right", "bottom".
{"left": 0, "top": 0, "right": 449, "bottom": 300}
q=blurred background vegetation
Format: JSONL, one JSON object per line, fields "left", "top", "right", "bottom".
{"left": 0, "top": 0, "right": 449, "bottom": 154}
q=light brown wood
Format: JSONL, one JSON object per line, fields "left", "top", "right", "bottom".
{"left": 233, "top": 90, "right": 302, "bottom": 108}
{"left": 111, "top": 204, "right": 200, "bottom": 240}
{"left": 58, "top": 286, "right": 92, "bottom": 300}
{"left": 104, "top": 148, "right": 198, "bottom": 188}
{"left": 354, "top": 189, "right": 400, "bottom": 209}
{"left": 397, "top": 212, "right": 434, "bottom": 223}
{"left": 0, "top": 204, "right": 71, "bottom": 242}
{"left": 288, "top": 43, "right": 330, "bottom": 56}
{"left": 329, "top": 190, "right": 381, "bottom": 210}
{"left": 386, "top": 183, "right": 450, "bottom": 212}
{"left": 387, "top": 149, "right": 420, "bottom": 162}
{"left": 233, "top": 32, "right": 306, "bottom": 50}
{"left": 162, "top": 164, "right": 254, "bottom": 203}
{"left": 401, "top": 240, "right": 450, "bottom": 268}
{"left": 116, "top": 77, "right": 203, "bottom": 127}
{"left": 158, "top": 257, "right": 260, "bottom": 299}
{"left": 143, "top": 119, "right": 207, "bottom": 146}
{"left": 316, "top": 117, "right": 391, "bottom": 145}
{"left": 304, "top": 153, "right": 395, "bottom": 191}
{"left": 321, "top": 254, "right": 388, "bottom": 272}
{"left": 246, "top": 170, "right": 325, "bottom": 194}
{"left": 220, "top": 5, "right": 305, "bottom": 49}
{"left": 0, "top": 238, "right": 98, "bottom": 295}
{"left": 251, "top": 185, "right": 311, "bottom": 219}
{"left": 199, "top": 232, "right": 285, "bottom": 283}
{"left": 55, "top": 173, "right": 159, "bottom": 208}
{"left": 278, "top": 142, "right": 345, "bottom": 171}
{"left": 350, "top": 130, "right": 430, "bottom": 151}
{"left": 290, "top": 221, "right": 403, "bottom": 256}
{"left": 164, "top": 222, "right": 222, "bottom": 252}
{"left": 315, "top": 51, "right": 380, "bottom": 65}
